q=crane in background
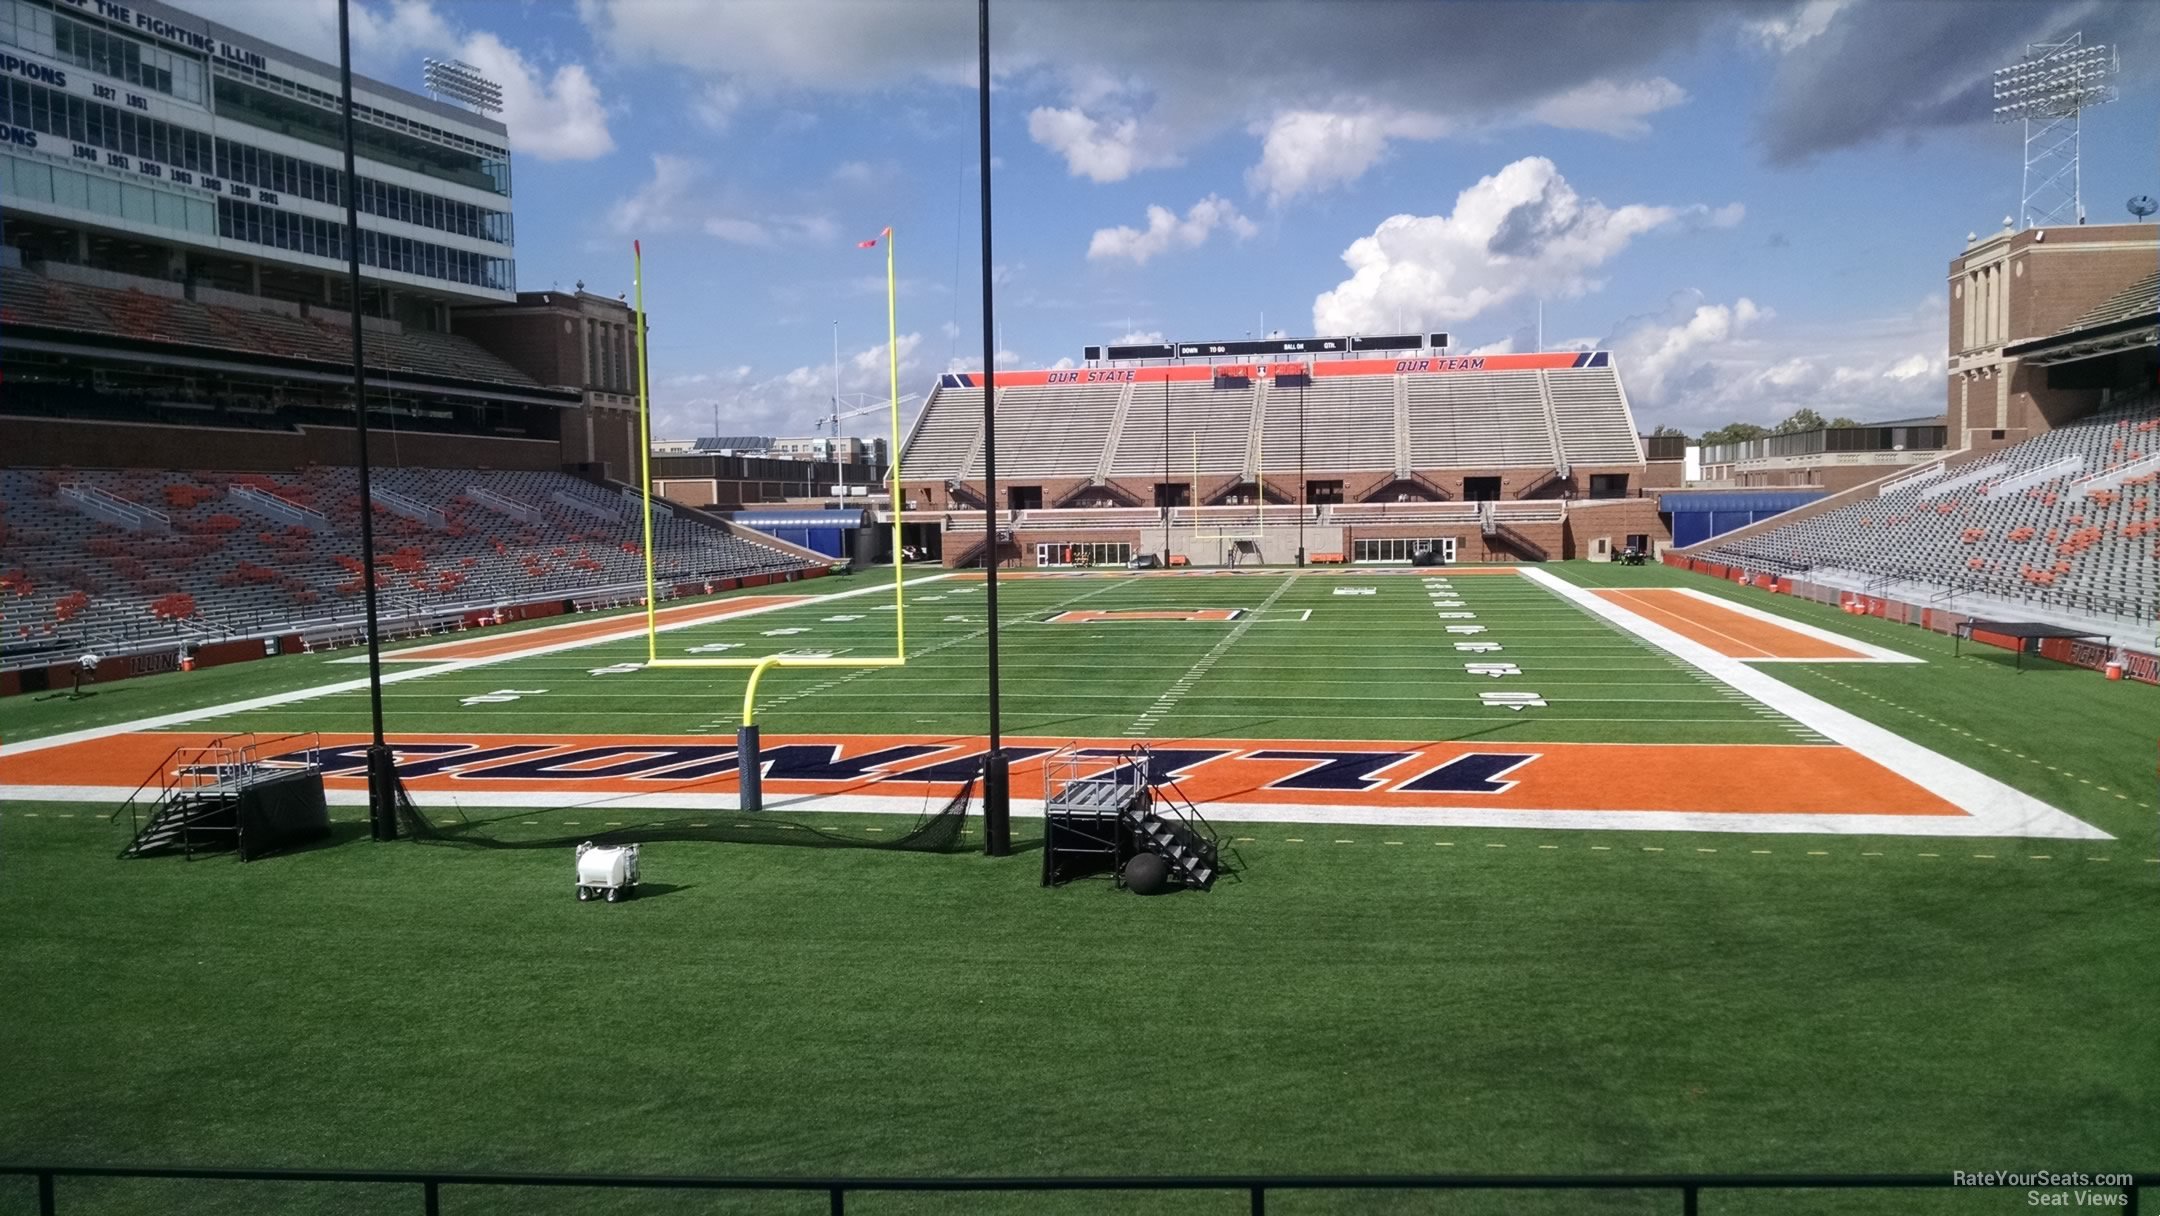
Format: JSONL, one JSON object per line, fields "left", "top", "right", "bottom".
{"left": 821, "top": 392, "right": 919, "bottom": 496}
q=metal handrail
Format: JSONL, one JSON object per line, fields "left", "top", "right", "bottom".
{"left": 0, "top": 1164, "right": 2142, "bottom": 1215}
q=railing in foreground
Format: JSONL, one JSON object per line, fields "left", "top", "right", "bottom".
{"left": 0, "top": 1166, "right": 2143, "bottom": 1214}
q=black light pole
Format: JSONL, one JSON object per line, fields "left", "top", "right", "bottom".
{"left": 1160, "top": 374, "right": 1170, "bottom": 563}
{"left": 339, "top": 0, "right": 396, "bottom": 841}
{"left": 1297, "top": 378, "right": 1307, "bottom": 565}
{"left": 976, "top": 0, "right": 1010, "bottom": 856}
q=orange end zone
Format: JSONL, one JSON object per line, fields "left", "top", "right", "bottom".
{"left": 1593, "top": 589, "right": 1866, "bottom": 660}
{"left": 0, "top": 731, "right": 1965, "bottom": 820}
{"left": 382, "top": 595, "right": 807, "bottom": 661}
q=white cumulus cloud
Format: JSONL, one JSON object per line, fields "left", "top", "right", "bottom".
{"left": 1087, "top": 195, "right": 1257, "bottom": 266}
{"left": 1526, "top": 77, "right": 1688, "bottom": 138}
{"left": 1246, "top": 107, "right": 1450, "bottom": 205}
{"left": 1312, "top": 157, "right": 1736, "bottom": 334}
{"left": 458, "top": 32, "right": 613, "bottom": 161}
{"left": 1607, "top": 291, "right": 1950, "bottom": 432}
{"left": 1026, "top": 107, "right": 1183, "bottom": 183}
{"left": 1616, "top": 297, "right": 1769, "bottom": 402}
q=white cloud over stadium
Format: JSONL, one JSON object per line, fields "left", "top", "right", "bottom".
{"left": 1087, "top": 196, "right": 1258, "bottom": 266}
{"left": 1310, "top": 157, "right": 1742, "bottom": 334}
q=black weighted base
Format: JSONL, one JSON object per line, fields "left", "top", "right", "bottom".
{"left": 1122, "top": 851, "right": 1171, "bottom": 895}
{"left": 982, "top": 750, "right": 1011, "bottom": 856}
{"left": 366, "top": 744, "right": 398, "bottom": 841}
{"left": 737, "top": 724, "right": 763, "bottom": 813}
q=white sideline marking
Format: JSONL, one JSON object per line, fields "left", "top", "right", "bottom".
{"left": 0, "top": 576, "right": 952, "bottom": 759}
{"left": 0, "top": 773, "right": 2117, "bottom": 838}
{"left": 1522, "top": 568, "right": 2106, "bottom": 840}
{"left": 1660, "top": 588, "right": 1925, "bottom": 664}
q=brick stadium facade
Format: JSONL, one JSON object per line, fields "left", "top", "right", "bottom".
{"left": 1949, "top": 221, "right": 2159, "bottom": 446}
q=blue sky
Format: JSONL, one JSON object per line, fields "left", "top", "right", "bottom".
{"left": 200, "top": 0, "right": 2160, "bottom": 441}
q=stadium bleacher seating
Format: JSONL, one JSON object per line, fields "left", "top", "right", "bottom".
{"left": 0, "top": 467, "right": 818, "bottom": 660}
{"left": 1109, "top": 380, "right": 1257, "bottom": 478}
{"left": 1696, "top": 392, "right": 2160, "bottom": 622}
{"left": 907, "top": 363, "right": 1642, "bottom": 488}
{"left": 995, "top": 384, "right": 1125, "bottom": 478}
{"left": 0, "top": 267, "right": 536, "bottom": 388}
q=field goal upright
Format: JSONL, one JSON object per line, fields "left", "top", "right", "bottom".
{"left": 627, "top": 234, "right": 910, "bottom": 810}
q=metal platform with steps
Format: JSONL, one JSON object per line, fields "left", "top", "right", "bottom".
{"left": 115, "top": 733, "right": 331, "bottom": 862}
{"left": 1039, "top": 745, "right": 1222, "bottom": 891}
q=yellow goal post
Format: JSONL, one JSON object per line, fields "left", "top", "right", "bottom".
{"left": 628, "top": 233, "right": 909, "bottom": 734}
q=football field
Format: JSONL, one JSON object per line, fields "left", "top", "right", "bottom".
{"left": 0, "top": 561, "right": 2153, "bottom": 1215}
{"left": 0, "top": 563, "right": 2116, "bottom": 839}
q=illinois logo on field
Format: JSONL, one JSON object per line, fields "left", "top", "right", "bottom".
{"left": 1048, "top": 608, "right": 1244, "bottom": 624}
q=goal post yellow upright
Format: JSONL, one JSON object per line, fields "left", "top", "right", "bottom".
{"left": 628, "top": 233, "right": 909, "bottom": 810}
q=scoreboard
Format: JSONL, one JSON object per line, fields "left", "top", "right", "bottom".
{"left": 1086, "top": 332, "right": 1449, "bottom": 363}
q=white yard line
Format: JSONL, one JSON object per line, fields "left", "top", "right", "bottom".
{"left": 0, "top": 576, "right": 949, "bottom": 759}
{"left": 1522, "top": 567, "right": 2106, "bottom": 840}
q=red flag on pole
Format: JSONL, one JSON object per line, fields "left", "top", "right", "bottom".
{"left": 857, "top": 227, "right": 891, "bottom": 249}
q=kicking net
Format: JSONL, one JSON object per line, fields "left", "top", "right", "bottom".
{"left": 393, "top": 767, "right": 976, "bottom": 854}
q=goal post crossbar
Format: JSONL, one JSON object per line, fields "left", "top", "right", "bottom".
{"left": 629, "top": 233, "right": 909, "bottom": 698}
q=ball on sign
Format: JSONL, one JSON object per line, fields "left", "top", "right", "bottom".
{"left": 1123, "top": 852, "right": 1172, "bottom": 896}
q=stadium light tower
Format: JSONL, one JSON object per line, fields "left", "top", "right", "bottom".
{"left": 1993, "top": 33, "right": 2118, "bottom": 228}
{"left": 422, "top": 57, "right": 504, "bottom": 114}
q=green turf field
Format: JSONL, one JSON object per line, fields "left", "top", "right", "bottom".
{"left": 168, "top": 566, "right": 1816, "bottom": 744}
{"left": 1, "top": 560, "right": 2153, "bottom": 1215}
